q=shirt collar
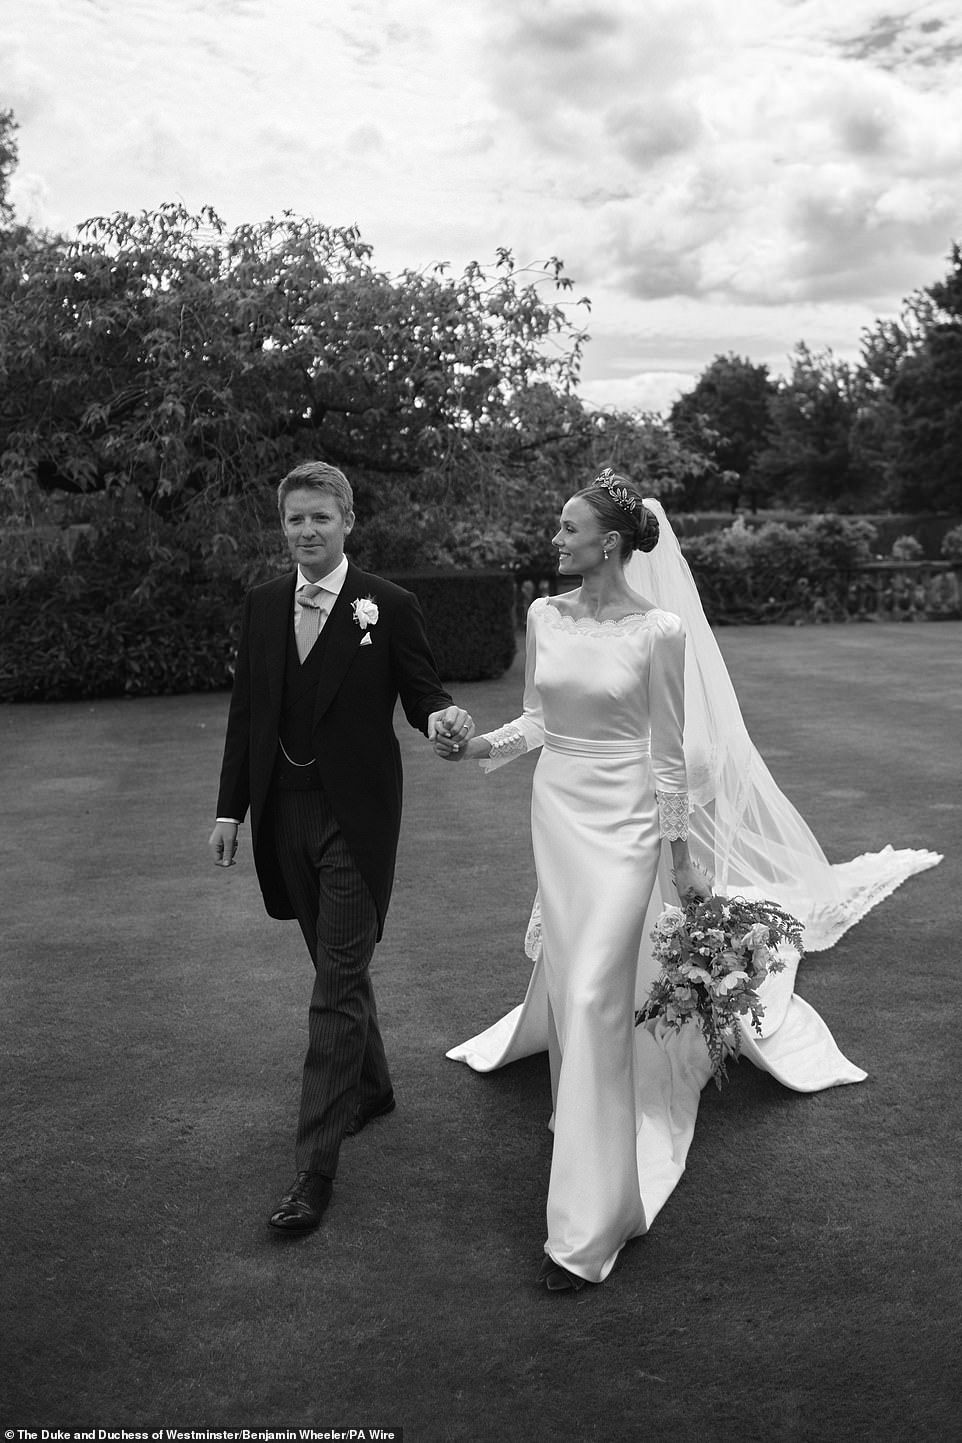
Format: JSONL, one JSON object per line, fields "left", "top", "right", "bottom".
{"left": 297, "top": 555, "right": 349, "bottom": 596}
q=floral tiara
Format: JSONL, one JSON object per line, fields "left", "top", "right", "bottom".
{"left": 593, "top": 467, "right": 638, "bottom": 516}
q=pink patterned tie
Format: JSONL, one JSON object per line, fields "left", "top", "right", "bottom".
{"left": 295, "top": 584, "right": 327, "bottom": 662}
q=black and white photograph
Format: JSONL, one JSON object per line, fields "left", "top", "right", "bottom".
{"left": 1, "top": 3, "right": 959, "bottom": 1440}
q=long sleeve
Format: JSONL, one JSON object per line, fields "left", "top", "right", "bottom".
{"left": 391, "top": 588, "right": 453, "bottom": 735}
{"left": 215, "top": 589, "right": 254, "bottom": 822}
{"left": 648, "top": 612, "right": 689, "bottom": 839}
{"left": 479, "top": 601, "right": 546, "bottom": 772}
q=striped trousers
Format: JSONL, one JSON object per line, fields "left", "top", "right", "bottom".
{"left": 270, "top": 786, "right": 392, "bottom": 1177}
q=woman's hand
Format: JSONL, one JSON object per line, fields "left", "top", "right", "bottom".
{"left": 434, "top": 733, "right": 490, "bottom": 763}
{"left": 672, "top": 860, "right": 713, "bottom": 904}
{"left": 434, "top": 731, "right": 466, "bottom": 761}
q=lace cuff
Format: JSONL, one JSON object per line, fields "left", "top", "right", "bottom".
{"left": 656, "top": 790, "right": 690, "bottom": 840}
{"left": 479, "top": 723, "right": 528, "bottom": 772}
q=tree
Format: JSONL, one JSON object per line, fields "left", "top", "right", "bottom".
{"left": 0, "top": 205, "right": 590, "bottom": 518}
{"left": 433, "top": 396, "right": 708, "bottom": 570}
{"left": 886, "top": 245, "right": 962, "bottom": 511}
{"left": 668, "top": 353, "right": 777, "bottom": 510}
{"left": 755, "top": 344, "right": 881, "bottom": 512}
{"left": 855, "top": 247, "right": 962, "bottom": 512}
{"left": 0, "top": 108, "right": 17, "bottom": 227}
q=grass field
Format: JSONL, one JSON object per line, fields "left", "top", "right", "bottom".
{"left": 2, "top": 622, "right": 960, "bottom": 1442}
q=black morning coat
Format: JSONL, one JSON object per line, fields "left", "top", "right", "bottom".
{"left": 215, "top": 561, "right": 453, "bottom": 939}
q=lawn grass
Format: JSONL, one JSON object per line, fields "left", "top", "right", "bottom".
{"left": 1, "top": 622, "right": 960, "bottom": 1442}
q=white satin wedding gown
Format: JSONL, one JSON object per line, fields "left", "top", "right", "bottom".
{"left": 447, "top": 592, "right": 941, "bottom": 1285}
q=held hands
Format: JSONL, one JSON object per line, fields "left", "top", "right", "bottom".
{"left": 209, "top": 820, "right": 239, "bottom": 868}
{"left": 434, "top": 732, "right": 465, "bottom": 761}
{"left": 430, "top": 705, "right": 474, "bottom": 762}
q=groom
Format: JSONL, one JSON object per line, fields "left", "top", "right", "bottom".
{"left": 209, "top": 461, "right": 473, "bottom": 1232}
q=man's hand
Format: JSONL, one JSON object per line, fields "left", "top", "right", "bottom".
{"left": 209, "top": 820, "right": 239, "bottom": 868}
{"left": 428, "top": 706, "right": 474, "bottom": 754}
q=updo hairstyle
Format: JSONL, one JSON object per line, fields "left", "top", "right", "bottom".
{"left": 573, "top": 471, "right": 659, "bottom": 562}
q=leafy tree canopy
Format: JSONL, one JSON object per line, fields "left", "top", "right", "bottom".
{"left": 755, "top": 344, "right": 878, "bottom": 513}
{"left": 877, "top": 243, "right": 962, "bottom": 511}
{"left": 0, "top": 108, "right": 17, "bottom": 227}
{"left": 668, "top": 353, "right": 777, "bottom": 510}
{"left": 2, "top": 89, "right": 958, "bottom": 559}
{"left": 0, "top": 203, "right": 591, "bottom": 515}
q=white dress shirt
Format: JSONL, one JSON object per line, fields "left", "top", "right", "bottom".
{"left": 294, "top": 555, "right": 348, "bottom": 647}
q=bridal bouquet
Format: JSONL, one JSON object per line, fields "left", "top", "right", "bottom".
{"left": 636, "top": 893, "right": 804, "bottom": 1088}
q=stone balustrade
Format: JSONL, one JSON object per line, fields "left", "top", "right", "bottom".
{"left": 514, "top": 561, "right": 962, "bottom": 626}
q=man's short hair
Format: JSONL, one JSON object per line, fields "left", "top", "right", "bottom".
{"left": 277, "top": 462, "right": 354, "bottom": 519}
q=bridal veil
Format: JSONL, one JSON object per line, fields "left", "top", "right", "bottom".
{"left": 628, "top": 498, "right": 941, "bottom": 952}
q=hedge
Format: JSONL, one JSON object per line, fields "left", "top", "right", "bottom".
{"left": 0, "top": 521, "right": 244, "bottom": 702}
{"left": 386, "top": 570, "right": 517, "bottom": 681}
{"left": 3, "top": 504, "right": 954, "bottom": 700}
{"left": 669, "top": 510, "right": 962, "bottom": 560}
{"left": 0, "top": 515, "right": 518, "bottom": 700}
{"left": 680, "top": 515, "right": 878, "bottom": 624}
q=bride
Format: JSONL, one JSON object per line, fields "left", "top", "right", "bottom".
{"left": 435, "top": 471, "right": 941, "bottom": 1293}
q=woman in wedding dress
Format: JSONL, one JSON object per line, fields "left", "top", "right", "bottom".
{"left": 438, "top": 472, "right": 941, "bottom": 1293}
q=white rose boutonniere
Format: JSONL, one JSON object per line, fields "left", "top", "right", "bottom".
{"left": 352, "top": 596, "right": 379, "bottom": 631}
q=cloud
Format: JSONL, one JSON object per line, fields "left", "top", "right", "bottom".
{"left": 4, "top": 0, "right": 961, "bottom": 410}
{"left": 603, "top": 98, "right": 705, "bottom": 166}
{"left": 8, "top": 169, "right": 50, "bottom": 229}
{"left": 580, "top": 370, "right": 698, "bottom": 415}
{"left": 474, "top": 0, "right": 962, "bottom": 311}
{"left": 0, "top": 34, "right": 49, "bottom": 125}
{"left": 346, "top": 123, "right": 386, "bottom": 156}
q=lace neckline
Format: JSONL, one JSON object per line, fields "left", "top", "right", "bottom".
{"left": 541, "top": 600, "right": 659, "bottom": 633}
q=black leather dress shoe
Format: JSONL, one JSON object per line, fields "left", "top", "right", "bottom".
{"left": 268, "top": 1171, "right": 332, "bottom": 1232}
{"left": 536, "top": 1255, "right": 586, "bottom": 1292}
{"left": 344, "top": 1091, "right": 397, "bottom": 1137}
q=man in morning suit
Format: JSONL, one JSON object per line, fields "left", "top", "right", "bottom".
{"left": 209, "top": 461, "right": 473, "bottom": 1232}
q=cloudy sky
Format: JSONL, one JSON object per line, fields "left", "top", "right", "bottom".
{"left": 3, "top": 0, "right": 961, "bottom": 412}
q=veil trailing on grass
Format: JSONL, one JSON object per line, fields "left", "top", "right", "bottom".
{"left": 624, "top": 496, "right": 941, "bottom": 951}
